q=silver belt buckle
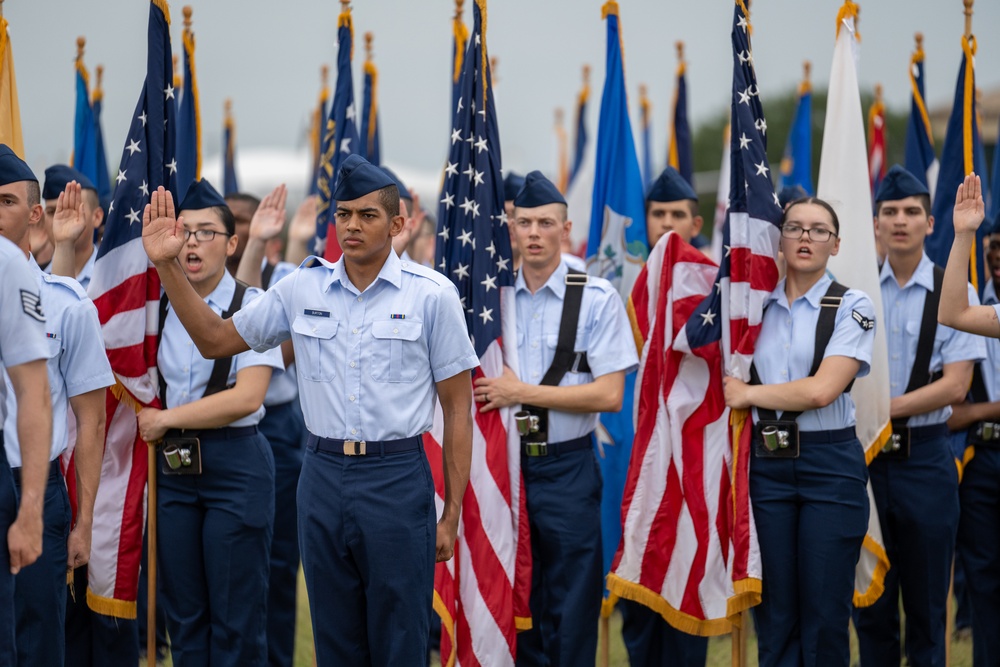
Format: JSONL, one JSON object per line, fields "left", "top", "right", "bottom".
{"left": 343, "top": 440, "right": 367, "bottom": 456}
{"left": 524, "top": 442, "right": 548, "bottom": 457}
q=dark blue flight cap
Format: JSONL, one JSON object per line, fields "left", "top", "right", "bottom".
{"left": 179, "top": 178, "right": 227, "bottom": 211}
{"left": 333, "top": 154, "right": 396, "bottom": 202}
{"left": 646, "top": 166, "right": 697, "bottom": 203}
{"left": 0, "top": 144, "right": 37, "bottom": 187}
{"left": 503, "top": 172, "right": 525, "bottom": 202}
{"left": 513, "top": 171, "right": 566, "bottom": 208}
{"left": 380, "top": 166, "right": 411, "bottom": 202}
{"left": 875, "top": 164, "right": 930, "bottom": 203}
{"left": 777, "top": 185, "right": 808, "bottom": 209}
{"left": 42, "top": 164, "right": 96, "bottom": 200}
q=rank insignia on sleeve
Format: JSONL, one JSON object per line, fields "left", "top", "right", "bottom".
{"left": 852, "top": 310, "right": 874, "bottom": 331}
{"left": 20, "top": 290, "right": 45, "bottom": 322}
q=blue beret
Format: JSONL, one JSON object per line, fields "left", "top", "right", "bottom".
{"left": 0, "top": 145, "right": 36, "bottom": 187}
{"left": 42, "top": 164, "right": 95, "bottom": 200}
{"left": 179, "top": 178, "right": 227, "bottom": 211}
{"left": 503, "top": 172, "right": 525, "bottom": 202}
{"left": 379, "top": 166, "right": 411, "bottom": 201}
{"left": 875, "top": 164, "right": 929, "bottom": 203}
{"left": 646, "top": 167, "right": 697, "bottom": 203}
{"left": 513, "top": 171, "right": 565, "bottom": 208}
{"left": 333, "top": 154, "right": 395, "bottom": 202}
{"left": 777, "top": 185, "right": 808, "bottom": 209}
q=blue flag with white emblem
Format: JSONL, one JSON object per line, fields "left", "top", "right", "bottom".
{"left": 73, "top": 47, "right": 99, "bottom": 189}
{"left": 778, "top": 67, "right": 814, "bottom": 194}
{"left": 904, "top": 38, "right": 938, "bottom": 200}
{"left": 316, "top": 5, "right": 359, "bottom": 260}
{"left": 588, "top": 0, "right": 648, "bottom": 611}
{"left": 927, "top": 34, "right": 988, "bottom": 294}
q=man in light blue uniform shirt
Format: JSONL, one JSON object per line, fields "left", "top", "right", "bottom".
{"left": 42, "top": 165, "right": 102, "bottom": 291}
{"left": 476, "top": 171, "right": 638, "bottom": 666}
{"left": 141, "top": 154, "right": 477, "bottom": 666}
{"left": 0, "top": 147, "right": 53, "bottom": 665}
{"left": 855, "top": 165, "right": 985, "bottom": 667}
{"left": 0, "top": 148, "right": 113, "bottom": 667}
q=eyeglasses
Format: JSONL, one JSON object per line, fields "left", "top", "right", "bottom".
{"left": 182, "top": 229, "right": 231, "bottom": 242}
{"left": 780, "top": 224, "right": 837, "bottom": 243}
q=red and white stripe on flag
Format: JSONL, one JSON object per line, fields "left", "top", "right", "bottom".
{"left": 84, "top": 237, "right": 161, "bottom": 617}
{"left": 428, "top": 286, "right": 531, "bottom": 666}
{"left": 607, "top": 232, "right": 762, "bottom": 635}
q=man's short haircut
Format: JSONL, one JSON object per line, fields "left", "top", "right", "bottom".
{"left": 875, "top": 193, "right": 931, "bottom": 218}
{"left": 376, "top": 184, "right": 400, "bottom": 218}
{"left": 25, "top": 180, "right": 40, "bottom": 208}
{"left": 224, "top": 192, "right": 262, "bottom": 216}
{"left": 512, "top": 202, "right": 568, "bottom": 223}
{"left": 644, "top": 198, "right": 699, "bottom": 219}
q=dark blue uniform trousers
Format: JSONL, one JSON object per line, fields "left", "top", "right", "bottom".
{"left": 258, "top": 400, "right": 306, "bottom": 667}
{"left": 516, "top": 446, "right": 603, "bottom": 667}
{"left": 855, "top": 430, "right": 959, "bottom": 667}
{"left": 64, "top": 564, "right": 140, "bottom": 667}
{"left": 751, "top": 430, "right": 869, "bottom": 667}
{"left": 13, "top": 460, "right": 70, "bottom": 667}
{"left": 958, "top": 445, "right": 1000, "bottom": 667}
{"left": 619, "top": 599, "right": 708, "bottom": 667}
{"left": 157, "top": 429, "right": 275, "bottom": 667}
{"left": 298, "top": 439, "right": 435, "bottom": 666}
{"left": 0, "top": 437, "right": 17, "bottom": 665}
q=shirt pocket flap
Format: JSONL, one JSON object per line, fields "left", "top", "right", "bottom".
{"left": 292, "top": 316, "right": 339, "bottom": 340}
{"left": 372, "top": 320, "right": 422, "bottom": 341}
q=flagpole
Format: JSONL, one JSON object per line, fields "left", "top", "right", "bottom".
{"left": 147, "top": 444, "right": 157, "bottom": 662}
{"left": 599, "top": 615, "right": 609, "bottom": 667}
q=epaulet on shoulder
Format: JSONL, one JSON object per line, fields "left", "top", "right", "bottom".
{"left": 583, "top": 274, "right": 616, "bottom": 294}
{"left": 298, "top": 255, "right": 331, "bottom": 270}
{"left": 41, "top": 273, "right": 87, "bottom": 300}
{"left": 401, "top": 260, "right": 451, "bottom": 287}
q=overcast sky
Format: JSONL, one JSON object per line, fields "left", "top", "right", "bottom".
{"left": 7, "top": 0, "right": 999, "bottom": 190}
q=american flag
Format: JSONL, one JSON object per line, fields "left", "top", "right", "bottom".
{"left": 867, "top": 94, "right": 886, "bottom": 201}
{"left": 316, "top": 3, "right": 358, "bottom": 260}
{"left": 428, "top": 1, "right": 531, "bottom": 663}
{"left": 608, "top": 0, "right": 779, "bottom": 632}
{"left": 85, "top": 0, "right": 176, "bottom": 618}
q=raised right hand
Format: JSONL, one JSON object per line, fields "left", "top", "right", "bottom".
{"left": 52, "top": 181, "right": 88, "bottom": 245}
{"left": 953, "top": 173, "right": 985, "bottom": 235}
{"left": 142, "top": 187, "right": 185, "bottom": 264}
{"left": 289, "top": 195, "right": 319, "bottom": 244}
{"left": 249, "top": 184, "right": 288, "bottom": 242}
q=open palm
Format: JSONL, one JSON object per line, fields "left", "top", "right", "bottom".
{"left": 52, "top": 182, "right": 87, "bottom": 245}
{"left": 953, "top": 173, "right": 984, "bottom": 235}
{"left": 141, "top": 187, "right": 185, "bottom": 264}
{"left": 249, "top": 184, "right": 288, "bottom": 241}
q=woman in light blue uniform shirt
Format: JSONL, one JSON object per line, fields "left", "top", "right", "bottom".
{"left": 724, "top": 197, "right": 876, "bottom": 667}
{"left": 137, "top": 179, "right": 282, "bottom": 667}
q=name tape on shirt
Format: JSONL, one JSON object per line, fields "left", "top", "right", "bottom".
{"left": 20, "top": 290, "right": 45, "bottom": 322}
{"left": 852, "top": 309, "right": 874, "bottom": 331}
{"left": 303, "top": 309, "right": 330, "bottom": 318}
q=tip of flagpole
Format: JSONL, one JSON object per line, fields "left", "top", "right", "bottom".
{"left": 340, "top": 0, "right": 350, "bottom": 8}
{"left": 454, "top": 0, "right": 464, "bottom": 20}
{"left": 96, "top": 64, "right": 103, "bottom": 83}
{"left": 77, "top": 36, "right": 86, "bottom": 59}
{"left": 964, "top": 0, "right": 973, "bottom": 37}
{"left": 225, "top": 98, "right": 232, "bottom": 116}
{"left": 639, "top": 83, "right": 647, "bottom": 97}
{"left": 555, "top": 107, "right": 564, "bottom": 125}
{"left": 874, "top": 83, "right": 883, "bottom": 102}
{"left": 183, "top": 5, "right": 192, "bottom": 28}
{"left": 582, "top": 64, "right": 590, "bottom": 84}
{"left": 803, "top": 60, "right": 811, "bottom": 81}
{"left": 365, "top": 31, "right": 373, "bottom": 59}
{"left": 675, "top": 41, "right": 684, "bottom": 62}
{"left": 915, "top": 32, "right": 923, "bottom": 50}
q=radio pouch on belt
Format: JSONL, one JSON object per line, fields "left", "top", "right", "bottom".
{"left": 516, "top": 270, "right": 590, "bottom": 456}
{"left": 156, "top": 280, "right": 249, "bottom": 475}
{"left": 750, "top": 281, "right": 850, "bottom": 459}
{"left": 885, "top": 266, "right": 943, "bottom": 461}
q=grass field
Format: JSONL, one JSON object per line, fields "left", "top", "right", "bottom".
{"left": 142, "top": 572, "right": 976, "bottom": 666}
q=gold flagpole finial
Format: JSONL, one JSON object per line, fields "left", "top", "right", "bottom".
{"left": 454, "top": 0, "right": 464, "bottom": 20}
{"left": 77, "top": 36, "right": 86, "bottom": 61}
{"left": 675, "top": 41, "right": 684, "bottom": 63}
{"left": 340, "top": 0, "right": 350, "bottom": 10}
{"left": 555, "top": 107, "right": 564, "bottom": 126}
{"left": 183, "top": 5, "right": 192, "bottom": 28}
{"left": 874, "top": 83, "right": 883, "bottom": 103}
{"left": 365, "top": 31, "right": 373, "bottom": 60}
{"left": 225, "top": 98, "right": 233, "bottom": 118}
{"left": 803, "top": 60, "right": 811, "bottom": 83}
{"left": 582, "top": 64, "right": 591, "bottom": 86}
{"left": 321, "top": 64, "right": 329, "bottom": 86}
{"left": 964, "top": 0, "right": 973, "bottom": 38}
{"left": 915, "top": 32, "right": 923, "bottom": 51}
{"left": 639, "top": 83, "right": 647, "bottom": 98}
{"left": 96, "top": 65, "right": 104, "bottom": 88}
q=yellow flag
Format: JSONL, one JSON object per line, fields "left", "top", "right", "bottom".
{"left": 0, "top": 17, "right": 23, "bottom": 158}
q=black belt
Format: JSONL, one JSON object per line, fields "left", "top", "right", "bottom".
{"left": 752, "top": 426, "right": 856, "bottom": 447}
{"left": 12, "top": 459, "right": 63, "bottom": 487}
{"left": 969, "top": 421, "right": 1000, "bottom": 447}
{"left": 521, "top": 433, "right": 593, "bottom": 458}
{"left": 307, "top": 433, "right": 423, "bottom": 457}
{"left": 890, "top": 422, "right": 949, "bottom": 442}
{"left": 164, "top": 425, "right": 258, "bottom": 440}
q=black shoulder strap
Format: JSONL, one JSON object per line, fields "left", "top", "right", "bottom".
{"left": 752, "top": 281, "right": 851, "bottom": 423}
{"left": 970, "top": 362, "right": 989, "bottom": 404}
{"left": 203, "top": 280, "right": 249, "bottom": 398}
{"left": 904, "top": 265, "right": 944, "bottom": 395}
{"left": 261, "top": 262, "right": 276, "bottom": 290}
{"left": 157, "top": 293, "right": 169, "bottom": 407}
{"left": 540, "top": 270, "right": 591, "bottom": 387}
